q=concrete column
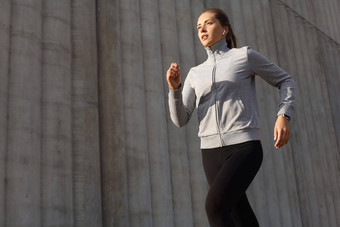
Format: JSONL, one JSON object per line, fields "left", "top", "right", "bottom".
{"left": 0, "top": 0, "right": 11, "bottom": 225}
{"left": 71, "top": 0, "right": 102, "bottom": 226}
{"left": 304, "top": 17, "right": 338, "bottom": 227}
{"left": 321, "top": 43, "right": 340, "bottom": 227}
{"left": 250, "top": 1, "right": 286, "bottom": 226}
{"left": 227, "top": 0, "right": 247, "bottom": 46}
{"left": 298, "top": 13, "right": 327, "bottom": 227}
{"left": 140, "top": 0, "right": 175, "bottom": 226}
{"left": 285, "top": 6, "right": 314, "bottom": 227}
{"left": 41, "top": 0, "right": 73, "bottom": 226}
{"left": 158, "top": 0, "right": 193, "bottom": 226}
{"left": 175, "top": 0, "right": 209, "bottom": 226}
{"left": 96, "top": 0, "right": 129, "bottom": 226}
{"left": 189, "top": 0, "right": 206, "bottom": 64}
{"left": 119, "top": 0, "right": 153, "bottom": 226}
{"left": 321, "top": 42, "right": 340, "bottom": 208}
{"left": 320, "top": 36, "right": 340, "bottom": 227}
{"left": 6, "top": 0, "right": 42, "bottom": 226}
{"left": 204, "top": 0, "right": 218, "bottom": 8}
{"left": 271, "top": 3, "right": 307, "bottom": 225}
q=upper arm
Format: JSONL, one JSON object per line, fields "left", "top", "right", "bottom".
{"left": 247, "top": 47, "right": 292, "bottom": 87}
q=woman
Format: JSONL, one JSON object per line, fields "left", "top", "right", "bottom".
{"left": 166, "top": 8, "right": 295, "bottom": 227}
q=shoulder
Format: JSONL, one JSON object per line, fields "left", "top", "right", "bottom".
{"left": 230, "top": 46, "right": 271, "bottom": 66}
{"left": 229, "top": 46, "right": 260, "bottom": 59}
{"left": 231, "top": 46, "right": 250, "bottom": 53}
{"left": 219, "top": 46, "right": 251, "bottom": 64}
{"left": 222, "top": 46, "right": 251, "bottom": 61}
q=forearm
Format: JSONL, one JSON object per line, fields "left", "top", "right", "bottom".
{"left": 168, "top": 88, "right": 191, "bottom": 127}
{"left": 277, "top": 77, "right": 295, "bottom": 118}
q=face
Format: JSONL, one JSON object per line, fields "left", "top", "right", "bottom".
{"left": 197, "top": 12, "right": 228, "bottom": 47}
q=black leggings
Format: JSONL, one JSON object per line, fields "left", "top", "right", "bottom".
{"left": 201, "top": 140, "right": 263, "bottom": 227}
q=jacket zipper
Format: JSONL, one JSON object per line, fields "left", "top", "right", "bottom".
{"left": 212, "top": 54, "right": 224, "bottom": 147}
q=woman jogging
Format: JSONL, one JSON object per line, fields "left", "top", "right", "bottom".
{"left": 166, "top": 8, "right": 295, "bottom": 227}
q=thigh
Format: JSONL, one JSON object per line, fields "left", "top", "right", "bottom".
{"left": 206, "top": 141, "right": 263, "bottom": 210}
{"left": 201, "top": 145, "right": 233, "bottom": 186}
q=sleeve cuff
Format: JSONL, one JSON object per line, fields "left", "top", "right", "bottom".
{"left": 169, "top": 85, "right": 182, "bottom": 100}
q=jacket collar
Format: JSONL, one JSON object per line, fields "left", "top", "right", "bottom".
{"left": 205, "top": 39, "right": 230, "bottom": 60}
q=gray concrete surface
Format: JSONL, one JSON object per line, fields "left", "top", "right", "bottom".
{"left": 1, "top": 0, "right": 340, "bottom": 226}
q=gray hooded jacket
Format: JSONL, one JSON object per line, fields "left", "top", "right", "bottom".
{"left": 168, "top": 39, "right": 295, "bottom": 149}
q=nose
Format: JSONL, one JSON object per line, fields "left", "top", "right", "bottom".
{"left": 201, "top": 24, "right": 207, "bottom": 32}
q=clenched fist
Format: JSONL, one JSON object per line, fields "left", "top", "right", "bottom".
{"left": 166, "top": 62, "right": 181, "bottom": 90}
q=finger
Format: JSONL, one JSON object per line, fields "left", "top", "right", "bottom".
{"left": 277, "top": 129, "right": 289, "bottom": 148}
{"left": 274, "top": 127, "right": 278, "bottom": 141}
{"left": 170, "top": 67, "right": 178, "bottom": 75}
{"left": 275, "top": 129, "right": 283, "bottom": 148}
{"left": 167, "top": 69, "right": 174, "bottom": 80}
{"left": 170, "top": 68, "right": 179, "bottom": 77}
{"left": 171, "top": 62, "right": 178, "bottom": 69}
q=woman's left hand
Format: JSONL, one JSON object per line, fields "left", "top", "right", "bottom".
{"left": 274, "top": 116, "right": 290, "bottom": 148}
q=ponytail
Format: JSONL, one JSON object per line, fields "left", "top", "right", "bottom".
{"left": 226, "top": 25, "right": 237, "bottom": 49}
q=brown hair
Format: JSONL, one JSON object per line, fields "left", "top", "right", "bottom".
{"left": 201, "top": 8, "right": 238, "bottom": 49}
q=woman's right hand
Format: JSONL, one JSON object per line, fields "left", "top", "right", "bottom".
{"left": 166, "top": 62, "right": 181, "bottom": 90}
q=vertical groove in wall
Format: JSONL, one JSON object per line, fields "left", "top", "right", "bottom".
{"left": 269, "top": 2, "right": 304, "bottom": 226}
{"left": 256, "top": 0, "right": 288, "bottom": 225}
{"left": 140, "top": 0, "right": 175, "bottom": 226}
{"left": 189, "top": 0, "right": 205, "bottom": 65}
{"left": 257, "top": 1, "right": 282, "bottom": 226}
{"left": 71, "top": 0, "right": 102, "bottom": 226}
{"left": 290, "top": 8, "right": 312, "bottom": 227}
{"left": 331, "top": 46, "right": 340, "bottom": 227}
{"left": 119, "top": 0, "right": 153, "bottom": 225}
{"left": 175, "top": 0, "right": 208, "bottom": 226}
{"left": 96, "top": 0, "right": 129, "bottom": 226}
{"left": 335, "top": 0, "right": 340, "bottom": 41}
{"left": 303, "top": 21, "right": 329, "bottom": 227}
{"left": 314, "top": 27, "right": 338, "bottom": 227}
{"left": 327, "top": 0, "right": 337, "bottom": 40}
{"left": 0, "top": 0, "right": 11, "bottom": 226}
{"left": 318, "top": 34, "right": 340, "bottom": 227}
{"left": 6, "top": 0, "right": 42, "bottom": 226}
{"left": 296, "top": 12, "right": 319, "bottom": 227}
{"left": 94, "top": 0, "right": 103, "bottom": 225}
{"left": 158, "top": 0, "right": 193, "bottom": 225}
{"left": 0, "top": 0, "right": 9, "bottom": 225}
{"left": 157, "top": 0, "right": 178, "bottom": 225}
{"left": 41, "top": 0, "right": 73, "bottom": 226}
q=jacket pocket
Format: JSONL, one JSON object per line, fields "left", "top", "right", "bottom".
{"left": 197, "top": 104, "right": 219, "bottom": 137}
{"left": 220, "top": 98, "right": 249, "bottom": 132}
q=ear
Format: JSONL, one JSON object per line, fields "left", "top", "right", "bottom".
{"left": 224, "top": 26, "right": 229, "bottom": 34}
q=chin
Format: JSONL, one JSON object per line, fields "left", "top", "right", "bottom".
{"left": 201, "top": 41, "right": 211, "bottom": 47}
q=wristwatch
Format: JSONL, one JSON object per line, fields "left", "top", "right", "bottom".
{"left": 278, "top": 114, "right": 291, "bottom": 121}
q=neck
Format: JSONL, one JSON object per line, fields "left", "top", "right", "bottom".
{"left": 205, "top": 38, "right": 230, "bottom": 59}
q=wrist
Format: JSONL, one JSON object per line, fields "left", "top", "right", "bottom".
{"left": 169, "top": 83, "right": 181, "bottom": 90}
{"left": 278, "top": 114, "right": 290, "bottom": 121}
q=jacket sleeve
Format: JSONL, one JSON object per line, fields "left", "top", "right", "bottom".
{"left": 247, "top": 47, "right": 295, "bottom": 118}
{"left": 168, "top": 72, "right": 196, "bottom": 127}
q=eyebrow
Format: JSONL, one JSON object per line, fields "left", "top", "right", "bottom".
{"left": 197, "top": 19, "right": 212, "bottom": 27}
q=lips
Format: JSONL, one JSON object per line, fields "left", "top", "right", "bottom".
{"left": 201, "top": 35, "right": 208, "bottom": 41}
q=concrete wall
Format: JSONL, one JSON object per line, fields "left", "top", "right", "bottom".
{"left": 0, "top": 0, "right": 339, "bottom": 226}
